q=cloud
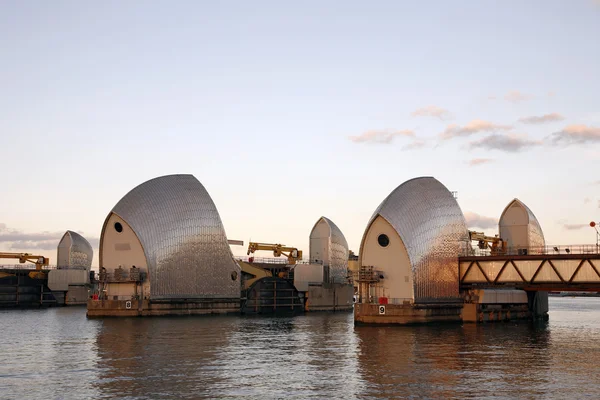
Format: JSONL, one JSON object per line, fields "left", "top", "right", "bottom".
{"left": 468, "top": 158, "right": 493, "bottom": 166}
{"left": 464, "top": 212, "right": 497, "bottom": 230}
{"left": 440, "top": 119, "right": 511, "bottom": 140}
{"left": 505, "top": 90, "right": 532, "bottom": 103}
{"left": 487, "top": 95, "right": 497, "bottom": 100}
{"left": 469, "top": 134, "right": 542, "bottom": 152}
{"left": 548, "top": 91, "right": 556, "bottom": 97}
{"left": 0, "top": 223, "right": 99, "bottom": 251}
{"left": 563, "top": 223, "right": 590, "bottom": 230}
{"left": 349, "top": 129, "right": 415, "bottom": 144}
{"left": 550, "top": 125, "right": 600, "bottom": 145}
{"left": 411, "top": 106, "right": 452, "bottom": 120}
{"left": 584, "top": 197, "right": 591, "bottom": 204}
{"left": 518, "top": 113, "right": 565, "bottom": 124}
{"left": 402, "top": 139, "right": 427, "bottom": 151}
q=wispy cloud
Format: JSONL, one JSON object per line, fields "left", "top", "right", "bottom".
{"left": 468, "top": 158, "right": 493, "bottom": 166}
{"left": 440, "top": 120, "right": 511, "bottom": 140}
{"left": 547, "top": 91, "right": 556, "bottom": 97}
{"left": 469, "top": 134, "right": 542, "bottom": 152}
{"left": 402, "top": 139, "right": 427, "bottom": 151}
{"left": 563, "top": 223, "right": 591, "bottom": 230}
{"left": 464, "top": 212, "right": 497, "bottom": 230}
{"left": 0, "top": 223, "right": 98, "bottom": 251}
{"left": 550, "top": 124, "right": 600, "bottom": 145}
{"left": 487, "top": 95, "right": 497, "bottom": 100}
{"left": 519, "top": 113, "right": 565, "bottom": 124}
{"left": 411, "top": 106, "right": 452, "bottom": 120}
{"left": 349, "top": 129, "right": 415, "bottom": 144}
{"left": 505, "top": 90, "right": 532, "bottom": 103}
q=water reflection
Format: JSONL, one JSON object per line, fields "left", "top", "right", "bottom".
{"left": 355, "top": 321, "right": 555, "bottom": 398}
{"left": 3, "top": 298, "right": 600, "bottom": 399}
{"left": 94, "top": 316, "right": 237, "bottom": 398}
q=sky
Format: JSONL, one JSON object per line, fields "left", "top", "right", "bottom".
{"left": 1, "top": 1, "right": 599, "bottom": 268}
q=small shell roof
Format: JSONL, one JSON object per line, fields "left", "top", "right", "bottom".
{"left": 58, "top": 230, "right": 94, "bottom": 268}
{"left": 310, "top": 216, "right": 349, "bottom": 249}
{"left": 500, "top": 198, "right": 545, "bottom": 246}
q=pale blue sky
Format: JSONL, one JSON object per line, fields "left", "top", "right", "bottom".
{"left": 1, "top": 1, "right": 599, "bottom": 267}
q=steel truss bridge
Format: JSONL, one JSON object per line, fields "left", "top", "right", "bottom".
{"left": 459, "top": 245, "right": 600, "bottom": 292}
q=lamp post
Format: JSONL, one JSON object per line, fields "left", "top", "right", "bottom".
{"left": 592, "top": 221, "right": 600, "bottom": 253}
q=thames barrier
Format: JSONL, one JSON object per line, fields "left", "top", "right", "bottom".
{"left": 2, "top": 174, "right": 598, "bottom": 325}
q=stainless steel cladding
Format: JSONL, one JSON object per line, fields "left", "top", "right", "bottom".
{"left": 57, "top": 230, "right": 94, "bottom": 268}
{"left": 309, "top": 217, "right": 349, "bottom": 283}
{"left": 363, "top": 177, "right": 469, "bottom": 302}
{"left": 108, "top": 174, "right": 240, "bottom": 300}
{"left": 521, "top": 200, "right": 545, "bottom": 247}
{"left": 500, "top": 199, "right": 546, "bottom": 249}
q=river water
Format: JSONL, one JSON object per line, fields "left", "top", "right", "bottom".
{"left": 1, "top": 297, "right": 600, "bottom": 399}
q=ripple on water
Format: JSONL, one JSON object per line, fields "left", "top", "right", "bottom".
{"left": 1, "top": 298, "right": 600, "bottom": 399}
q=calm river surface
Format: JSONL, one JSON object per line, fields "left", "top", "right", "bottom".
{"left": 1, "top": 297, "right": 600, "bottom": 399}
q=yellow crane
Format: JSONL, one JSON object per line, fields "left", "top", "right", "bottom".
{"left": 0, "top": 252, "right": 50, "bottom": 270}
{"left": 468, "top": 231, "right": 507, "bottom": 255}
{"left": 247, "top": 242, "right": 303, "bottom": 264}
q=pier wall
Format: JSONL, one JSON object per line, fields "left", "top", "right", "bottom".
{"left": 306, "top": 283, "right": 354, "bottom": 311}
{"left": 354, "top": 303, "right": 463, "bottom": 325}
{"left": 87, "top": 298, "right": 241, "bottom": 317}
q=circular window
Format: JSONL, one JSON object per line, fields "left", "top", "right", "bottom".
{"left": 378, "top": 234, "right": 389, "bottom": 247}
{"left": 231, "top": 271, "right": 238, "bottom": 281}
{"left": 114, "top": 222, "right": 123, "bottom": 233}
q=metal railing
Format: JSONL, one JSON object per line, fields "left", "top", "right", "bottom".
{"left": 0, "top": 264, "right": 58, "bottom": 270}
{"left": 98, "top": 268, "right": 143, "bottom": 282}
{"left": 354, "top": 266, "right": 382, "bottom": 283}
{"left": 461, "top": 244, "right": 600, "bottom": 257}
{"left": 356, "top": 296, "right": 413, "bottom": 305}
{"left": 235, "top": 256, "right": 289, "bottom": 264}
{"left": 235, "top": 256, "right": 321, "bottom": 265}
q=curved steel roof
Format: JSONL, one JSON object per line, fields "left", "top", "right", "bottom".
{"left": 360, "top": 177, "right": 469, "bottom": 302}
{"left": 310, "top": 216, "right": 349, "bottom": 283}
{"left": 102, "top": 174, "right": 240, "bottom": 300}
{"left": 58, "top": 230, "right": 93, "bottom": 268}
{"left": 500, "top": 198, "right": 546, "bottom": 247}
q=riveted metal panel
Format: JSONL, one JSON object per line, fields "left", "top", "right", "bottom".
{"left": 360, "top": 177, "right": 469, "bottom": 302}
{"left": 57, "top": 231, "right": 93, "bottom": 268}
{"left": 107, "top": 174, "right": 240, "bottom": 300}
{"left": 310, "top": 217, "right": 349, "bottom": 283}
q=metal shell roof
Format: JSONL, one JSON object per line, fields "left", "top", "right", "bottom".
{"left": 309, "top": 216, "right": 349, "bottom": 283}
{"left": 104, "top": 174, "right": 240, "bottom": 300}
{"left": 360, "top": 177, "right": 469, "bottom": 302}
{"left": 500, "top": 198, "right": 546, "bottom": 247}
{"left": 57, "top": 230, "right": 93, "bottom": 268}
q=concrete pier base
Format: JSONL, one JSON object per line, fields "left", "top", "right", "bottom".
{"left": 461, "top": 303, "right": 531, "bottom": 323}
{"left": 307, "top": 283, "right": 354, "bottom": 312}
{"left": 462, "top": 289, "right": 548, "bottom": 323}
{"left": 87, "top": 298, "right": 240, "bottom": 317}
{"left": 354, "top": 303, "right": 463, "bottom": 325}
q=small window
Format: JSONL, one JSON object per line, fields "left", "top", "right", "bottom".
{"left": 378, "top": 234, "right": 389, "bottom": 247}
{"left": 114, "top": 222, "right": 123, "bottom": 233}
{"left": 231, "top": 271, "right": 238, "bottom": 281}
